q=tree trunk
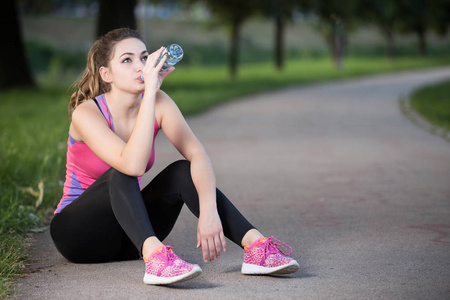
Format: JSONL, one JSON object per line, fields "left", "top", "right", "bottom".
{"left": 417, "top": 27, "right": 427, "bottom": 57}
{"left": 0, "top": 0, "right": 34, "bottom": 90}
{"left": 97, "top": 0, "right": 137, "bottom": 38}
{"left": 274, "top": 14, "right": 285, "bottom": 71}
{"left": 229, "top": 17, "right": 241, "bottom": 79}
{"left": 383, "top": 28, "right": 395, "bottom": 60}
{"left": 333, "top": 19, "right": 344, "bottom": 71}
{"left": 325, "top": 17, "right": 345, "bottom": 71}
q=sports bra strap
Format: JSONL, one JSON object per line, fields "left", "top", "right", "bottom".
{"left": 92, "top": 97, "right": 102, "bottom": 112}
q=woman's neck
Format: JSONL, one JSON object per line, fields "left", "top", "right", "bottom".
{"left": 104, "top": 89, "right": 142, "bottom": 121}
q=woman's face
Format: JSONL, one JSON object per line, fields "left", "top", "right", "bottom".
{"left": 103, "top": 37, "right": 148, "bottom": 94}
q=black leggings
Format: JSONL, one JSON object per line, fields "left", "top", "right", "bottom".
{"left": 50, "top": 160, "right": 255, "bottom": 263}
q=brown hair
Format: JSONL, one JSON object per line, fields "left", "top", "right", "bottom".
{"left": 68, "top": 28, "right": 144, "bottom": 117}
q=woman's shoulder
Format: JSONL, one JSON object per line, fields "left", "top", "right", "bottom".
{"left": 72, "top": 98, "right": 106, "bottom": 124}
{"left": 70, "top": 99, "right": 109, "bottom": 141}
{"left": 156, "top": 89, "right": 178, "bottom": 108}
{"left": 72, "top": 98, "right": 95, "bottom": 115}
{"left": 155, "top": 90, "right": 179, "bottom": 126}
{"left": 156, "top": 89, "right": 170, "bottom": 100}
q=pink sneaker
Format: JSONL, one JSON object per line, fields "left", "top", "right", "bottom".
{"left": 143, "top": 245, "right": 202, "bottom": 285}
{"left": 241, "top": 236, "right": 299, "bottom": 275}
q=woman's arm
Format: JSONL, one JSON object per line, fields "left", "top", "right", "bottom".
{"left": 157, "top": 91, "right": 227, "bottom": 262}
{"left": 70, "top": 92, "right": 156, "bottom": 177}
{"left": 70, "top": 48, "right": 170, "bottom": 177}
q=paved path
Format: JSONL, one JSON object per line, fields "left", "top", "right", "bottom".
{"left": 16, "top": 67, "right": 450, "bottom": 299}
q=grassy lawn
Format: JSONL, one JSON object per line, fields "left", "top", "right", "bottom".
{"left": 410, "top": 80, "right": 450, "bottom": 132}
{"left": 1, "top": 56, "right": 450, "bottom": 298}
{"left": 0, "top": 88, "right": 68, "bottom": 297}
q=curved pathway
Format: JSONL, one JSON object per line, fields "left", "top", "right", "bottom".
{"left": 17, "top": 67, "right": 450, "bottom": 299}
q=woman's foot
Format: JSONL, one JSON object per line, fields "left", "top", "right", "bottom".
{"left": 241, "top": 228, "right": 264, "bottom": 249}
{"left": 143, "top": 245, "right": 202, "bottom": 285}
{"left": 241, "top": 236, "right": 299, "bottom": 275}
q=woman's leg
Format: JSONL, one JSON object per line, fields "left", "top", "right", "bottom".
{"left": 68, "top": 167, "right": 184, "bottom": 260}
{"left": 142, "top": 160, "right": 256, "bottom": 247}
{"left": 51, "top": 160, "right": 256, "bottom": 263}
{"left": 50, "top": 168, "right": 145, "bottom": 263}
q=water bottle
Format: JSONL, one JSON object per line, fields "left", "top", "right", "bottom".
{"left": 141, "top": 44, "right": 183, "bottom": 80}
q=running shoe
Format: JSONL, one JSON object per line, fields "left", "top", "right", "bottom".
{"left": 143, "top": 245, "right": 202, "bottom": 285}
{"left": 241, "top": 236, "right": 299, "bottom": 275}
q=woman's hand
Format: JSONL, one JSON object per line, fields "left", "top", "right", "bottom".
{"left": 196, "top": 209, "right": 227, "bottom": 263}
{"left": 142, "top": 47, "right": 174, "bottom": 91}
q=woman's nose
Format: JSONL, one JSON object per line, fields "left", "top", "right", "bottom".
{"left": 136, "top": 60, "right": 145, "bottom": 71}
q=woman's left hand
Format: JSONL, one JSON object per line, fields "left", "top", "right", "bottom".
{"left": 196, "top": 210, "right": 227, "bottom": 263}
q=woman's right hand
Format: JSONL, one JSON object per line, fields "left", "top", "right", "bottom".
{"left": 142, "top": 47, "right": 174, "bottom": 91}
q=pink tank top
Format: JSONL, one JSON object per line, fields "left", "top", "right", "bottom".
{"left": 54, "top": 94, "right": 159, "bottom": 214}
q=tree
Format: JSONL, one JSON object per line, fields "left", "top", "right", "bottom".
{"left": 259, "top": 0, "right": 314, "bottom": 71}
{"left": 311, "top": 0, "right": 360, "bottom": 70}
{"left": 272, "top": 2, "right": 291, "bottom": 71}
{"left": 429, "top": 0, "right": 450, "bottom": 36}
{"left": 187, "top": 0, "right": 257, "bottom": 78}
{"left": 97, "top": 0, "right": 137, "bottom": 37}
{"left": 356, "top": 0, "right": 401, "bottom": 60}
{"left": 261, "top": 0, "right": 316, "bottom": 71}
{"left": 0, "top": 0, "right": 34, "bottom": 90}
{"left": 258, "top": 0, "right": 295, "bottom": 71}
{"left": 396, "top": 0, "right": 432, "bottom": 56}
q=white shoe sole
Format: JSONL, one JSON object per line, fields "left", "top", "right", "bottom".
{"left": 241, "top": 260, "right": 299, "bottom": 275}
{"left": 143, "top": 265, "right": 202, "bottom": 285}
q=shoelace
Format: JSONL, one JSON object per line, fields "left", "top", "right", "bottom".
{"left": 265, "top": 236, "right": 293, "bottom": 258}
{"left": 162, "top": 245, "right": 175, "bottom": 268}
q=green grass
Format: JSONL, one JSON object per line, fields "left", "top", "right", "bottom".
{"left": 0, "top": 233, "right": 31, "bottom": 297}
{"left": 410, "top": 80, "right": 450, "bottom": 132}
{"left": 1, "top": 55, "right": 450, "bottom": 298}
{"left": 0, "top": 88, "right": 69, "bottom": 298}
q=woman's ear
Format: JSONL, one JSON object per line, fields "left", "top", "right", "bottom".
{"left": 99, "top": 66, "right": 112, "bottom": 83}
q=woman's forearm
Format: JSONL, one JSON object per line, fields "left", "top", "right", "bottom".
{"left": 189, "top": 150, "right": 217, "bottom": 213}
{"left": 120, "top": 93, "right": 156, "bottom": 176}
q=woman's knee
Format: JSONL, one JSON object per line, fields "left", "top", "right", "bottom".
{"left": 165, "top": 160, "right": 193, "bottom": 186}
{"left": 106, "top": 168, "right": 140, "bottom": 189}
{"left": 168, "top": 160, "right": 191, "bottom": 174}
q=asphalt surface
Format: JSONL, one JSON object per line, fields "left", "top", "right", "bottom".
{"left": 15, "top": 67, "right": 450, "bottom": 299}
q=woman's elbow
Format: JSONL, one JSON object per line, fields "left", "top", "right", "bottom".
{"left": 121, "top": 164, "right": 145, "bottom": 177}
{"left": 130, "top": 167, "right": 145, "bottom": 177}
{"left": 130, "top": 170, "right": 145, "bottom": 177}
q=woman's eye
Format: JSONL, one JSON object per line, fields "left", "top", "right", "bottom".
{"left": 142, "top": 56, "right": 148, "bottom": 61}
{"left": 122, "top": 58, "right": 131, "bottom": 63}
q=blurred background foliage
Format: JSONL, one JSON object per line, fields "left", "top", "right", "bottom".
{"left": 2, "top": 0, "right": 450, "bottom": 89}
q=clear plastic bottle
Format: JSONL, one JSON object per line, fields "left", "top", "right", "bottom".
{"left": 141, "top": 44, "right": 183, "bottom": 80}
{"left": 158, "top": 44, "right": 183, "bottom": 72}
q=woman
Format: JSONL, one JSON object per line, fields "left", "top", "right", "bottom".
{"left": 50, "top": 28, "right": 299, "bottom": 285}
